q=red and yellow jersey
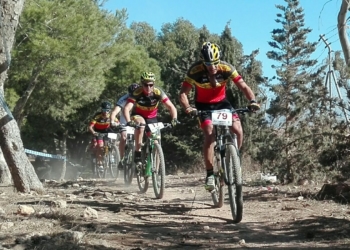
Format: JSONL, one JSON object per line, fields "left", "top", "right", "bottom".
{"left": 89, "top": 112, "right": 118, "bottom": 131}
{"left": 182, "top": 61, "right": 242, "bottom": 104}
{"left": 127, "top": 86, "right": 169, "bottom": 119}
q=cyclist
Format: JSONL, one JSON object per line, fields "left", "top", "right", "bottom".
{"left": 88, "top": 101, "right": 119, "bottom": 173}
{"left": 178, "top": 42, "right": 260, "bottom": 191}
{"left": 123, "top": 72, "right": 178, "bottom": 165}
{"left": 110, "top": 83, "right": 140, "bottom": 169}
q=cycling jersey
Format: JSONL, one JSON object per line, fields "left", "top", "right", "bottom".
{"left": 127, "top": 86, "right": 169, "bottom": 119}
{"left": 182, "top": 60, "right": 242, "bottom": 104}
{"left": 116, "top": 93, "right": 129, "bottom": 124}
{"left": 89, "top": 112, "right": 118, "bottom": 132}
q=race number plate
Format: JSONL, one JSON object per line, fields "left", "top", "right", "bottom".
{"left": 107, "top": 133, "right": 118, "bottom": 140}
{"left": 148, "top": 122, "right": 164, "bottom": 133}
{"left": 211, "top": 109, "right": 232, "bottom": 126}
{"left": 125, "top": 126, "right": 135, "bottom": 135}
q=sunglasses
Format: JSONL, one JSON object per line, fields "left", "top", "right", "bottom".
{"left": 143, "top": 83, "right": 154, "bottom": 88}
{"left": 204, "top": 60, "right": 220, "bottom": 66}
{"left": 102, "top": 109, "right": 111, "bottom": 112}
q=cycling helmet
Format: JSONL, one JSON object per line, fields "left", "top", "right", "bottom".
{"left": 101, "top": 101, "right": 112, "bottom": 111}
{"left": 140, "top": 72, "right": 156, "bottom": 82}
{"left": 128, "top": 83, "right": 140, "bottom": 94}
{"left": 200, "top": 42, "right": 221, "bottom": 62}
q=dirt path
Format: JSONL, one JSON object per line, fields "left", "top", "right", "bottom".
{"left": 0, "top": 172, "right": 350, "bottom": 249}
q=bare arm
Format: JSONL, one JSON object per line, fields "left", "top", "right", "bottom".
{"left": 88, "top": 124, "right": 96, "bottom": 135}
{"left": 123, "top": 102, "right": 134, "bottom": 123}
{"left": 235, "top": 79, "right": 256, "bottom": 101}
{"left": 163, "top": 99, "right": 177, "bottom": 119}
{"left": 179, "top": 84, "right": 193, "bottom": 110}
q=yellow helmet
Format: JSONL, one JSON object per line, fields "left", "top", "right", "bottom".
{"left": 140, "top": 72, "right": 156, "bottom": 82}
{"left": 200, "top": 42, "right": 221, "bottom": 62}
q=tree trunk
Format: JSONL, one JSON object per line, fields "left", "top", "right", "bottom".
{"left": 0, "top": 0, "right": 43, "bottom": 192}
{"left": 0, "top": 148, "right": 12, "bottom": 185}
{"left": 338, "top": 0, "right": 350, "bottom": 67}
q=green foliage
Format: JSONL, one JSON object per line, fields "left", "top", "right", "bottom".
{"left": 256, "top": 0, "right": 349, "bottom": 183}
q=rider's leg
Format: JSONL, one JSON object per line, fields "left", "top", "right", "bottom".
{"left": 132, "top": 116, "right": 146, "bottom": 164}
{"left": 118, "top": 131, "right": 127, "bottom": 169}
{"left": 202, "top": 123, "right": 215, "bottom": 171}
{"left": 96, "top": 135, "right": 104, "bottom": 165}
{"left": 119, "top": 130, "right": 127, "bottom": 158}
{"left": 201, "top": 121, "right": 216, "bottom": 190}
{"left": 230, "top": 114, "right": 243, "bottom": 149}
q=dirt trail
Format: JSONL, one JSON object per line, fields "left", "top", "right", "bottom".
{"left": 0, "top": 172, "right": 350, "bottom": 249}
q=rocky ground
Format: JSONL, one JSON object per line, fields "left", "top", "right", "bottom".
{"left": 0, "top": 172, "right": 350, "bottom": 250}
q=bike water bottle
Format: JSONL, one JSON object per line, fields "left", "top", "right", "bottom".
{"left": 145, "top": 154, "right": 152, "bottom": 177}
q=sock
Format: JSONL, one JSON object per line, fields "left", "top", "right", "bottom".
{"left": 206, "top": 169, "right": 214, "bottom": 177}
{"left": 134, "top": 151, "right": 141, "bottom": 159}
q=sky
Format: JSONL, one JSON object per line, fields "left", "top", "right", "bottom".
{"left": 101, "top": 0, "right": 344, "bottom": 81}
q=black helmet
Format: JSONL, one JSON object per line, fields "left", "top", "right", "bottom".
{"left": 128, "top": 83, "right": 139, "bottom": 94}
{"left": 101, "top": 101, "right": 112, "bottom": 111}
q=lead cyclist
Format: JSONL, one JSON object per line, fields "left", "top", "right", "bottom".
{"left": 178, "top": 41, "right": 260, "bottom": 191}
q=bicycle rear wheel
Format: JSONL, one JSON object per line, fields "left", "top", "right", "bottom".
{"left": 152, "top": 143, "right": 165, "bottom": 199}
{"left": 211, "top": 152, "right": 224, "bottom": 208}
{"left": 225, "top": 144, "right": 243, "bottom": 223}
{"left": 108, "top": 145, "right": 120, "bottom": 179}
{"left": 124, "top": 143, "right": 135, "bottom": 185}
{"left": 136, "top": 147, "right": 149, "bottom": 193}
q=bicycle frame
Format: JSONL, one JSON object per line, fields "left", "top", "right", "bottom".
{"left": 143, "top": 123, "right": 163, "bottom": 177}
{"left": 213, "top": 125, "right": 237, "bottom": 185}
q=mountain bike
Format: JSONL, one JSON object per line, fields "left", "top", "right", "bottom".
{"left": 93, "top": 129, "right": 120, "bottom": 179}
{"left": 198, "top": 108, "right": 251, "bottom": 223}
{"left": 136, "top": 122, "right": 173, "bottom": 199}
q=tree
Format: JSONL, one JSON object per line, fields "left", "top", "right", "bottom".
{"left": 0, "top": 0, "right": 43, "bottom": 192}
{"left": 263, "top": 0, "right": 329, "bottom": 183}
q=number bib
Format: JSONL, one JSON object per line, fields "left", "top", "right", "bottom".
{"left": 148, "top": 122, "right": 164, "bottom": 133}
{"left": 107, "top": 133, "right": 117, "bottom": 140}
{"left": 125, "top": 126, "right": 135, "bottom": 135}
{"left": 211, "top": 109, "right": 232, "bottom": 126}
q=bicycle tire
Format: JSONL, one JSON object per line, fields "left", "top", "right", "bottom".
{"left": 124, "top": 143, "right": 135, "bottom": 185}
{"left": 136, "top": 146, "right": 149, "bottom": 193}
{"left": 225, "top": 144, "right": 243, "bottom": 223}
{"left": 152, "top": 143, "right": 166, "bottom": 199}
{"left": 211, "top": 153, "right": 224, "bottom": 208}
{"left": 108, "top": 145, "right": 120, "bottom": 179}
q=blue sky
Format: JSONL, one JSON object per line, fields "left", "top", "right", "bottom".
{"left": 102, "top": 0, "right": 344, "bottom": 80}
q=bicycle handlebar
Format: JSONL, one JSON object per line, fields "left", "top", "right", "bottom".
{"left": 196, "top": 107, "right": 253, "bottom": 116}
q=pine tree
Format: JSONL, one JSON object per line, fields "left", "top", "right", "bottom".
{"left": 262, "top": 0, "right": 331, "bottom": 183}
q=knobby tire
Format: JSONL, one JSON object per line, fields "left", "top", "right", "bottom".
{"left": 152, "top": 143, "right": 166, "bottom": 199}
{"left": 109, "top": 145, "right": 120, "bottom": 179}
{"left": 137, "top": 146, "right": 149, "bottom": 193}
{"left": 225, "top": 144, "right": 243, "bottom": 223}
{"left": 124, "top": 144, "right": 135, "bottom": 186}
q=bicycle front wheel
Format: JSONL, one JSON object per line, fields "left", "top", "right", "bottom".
{"left": 136, "top": 147, "right": 149, "bottom": 193}
{"left": 152, "top": 143, "right": 166, "bottom": 199}
{"left": 225, "top": 144, "right": 243, "bottom": 223}
{"left": 124, "top": 143, "right": 135, "bottom": 186}
{"left": 108, "top": 145, "right": 120, "bottom": 179}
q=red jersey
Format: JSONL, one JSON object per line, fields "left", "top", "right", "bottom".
{"left": 89, "top": 112, "right": 118, "bottom": 132}
{"left": 127, "top": 86, "right": 169, "bottom": 119}
{"left": 182, "top": 61, "right": 242, "bottom": 104}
